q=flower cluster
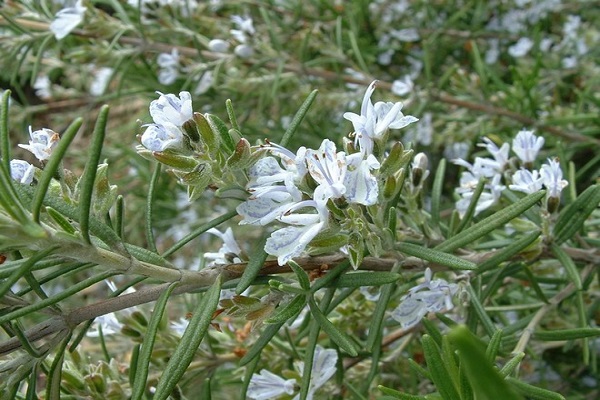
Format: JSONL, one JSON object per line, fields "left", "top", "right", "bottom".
{"left": 236, "top": 81, "right": 417, "bottom": 266}
{"left": 247, "top": 345, "right": 338, "bottom": 400}
{"left": 452, "top": 129, "right": 567, "bottom": 216}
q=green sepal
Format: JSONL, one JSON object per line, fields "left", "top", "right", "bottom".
{"left": 225, "top": 138, "right": 253, "bottom": 170}
{"left": 205, "top": 113, "right": 234, "bottom": 154}
{"left": 152, "top": 150, "right": 200, "bottom": 170}
{"left": 91, "top": 163, "right": 118, "bottom": 217}
{"left": 194, "top": 112, "right": 219, "bottom": 157}
{"left": 347, "top": 232, "right": 364, "bottom": 270}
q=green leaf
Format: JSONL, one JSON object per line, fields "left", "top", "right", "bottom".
{"left": 1, "top": 90, "right": 11, "bottom": 172}
{"left": 478, "top": 231, "right": 541, "bottom": 273}
{"left": 265, "top": 294, "right": 306, "bottom": 324}
{"left": 448, "top": 326, "right": 522, "bottom": 400}
{"left": 430, "top": 158, "right": 446, "bottom": 228}
{"left": 485, "top": 330, "right": 503, "bottom": 362}
{"left": 288, "top": 260, "right": 311, "bottom": 291}
{"left": 31, "top": 117, "right": 83, "bottom": 223}
{"left": 366, "top": 263, "right": 400, "bottom": 352}
{"left": 45, "top": 331, "right": 73, "bottom": 400}
{"left": 550, "top": 244, "right": 582, "bottom": 290}
{"left": 553, "top": 184, "right": 600, "bottom": 245}
{"left": 505, "top": 378, "right": 565, "bottom": 400}
{"left": 131, "top": 282, "right": 178, "bottom": 400}
{"left": 79, "top": 105, "right": 109, "bottom": 244}
{"left": 163, "top": 210, "right": 238, "bottom": 256}
{"left": 435, "top": 191, "right": 545, "bottom": 253}
{"left": 397, "top": 242, "right": 477, "bottom": 270}
{"left": 534, "top": 328, "right": 600, "bottom": 341}
{"left": 153, "top": 277, "right": 222, "bottom": 400}
{"left": 46, "top": 206, "right": 76, "bottom": 234}
{"left": 279, "top": 90, "right": 318, "bottom": 147}
{"left": 145, "top": 163, "right": 161, "bottom": 253}
{"left": 378, "top": 385, "right": 428, "bottom": 399}
{"left": 499, "top": 353, "right": 525, "bottom": 377}
{"left": 236, "top": 234, "right": 269, "bottom": 294}
{"left": 465, "top": 285, "right": 496, "bottom": 337}
{"left": 421, "top": 335, "right": 461, "bottom": 400}
{"left": 308, "top": 297, "right": 358, "bottom": 356}
{"left": 329, "top": 271, "right": 400, "bottom": 288}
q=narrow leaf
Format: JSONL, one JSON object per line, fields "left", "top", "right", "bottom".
{"left": 435, "top": 191, "right": 545, "bottom": 252}
{"left": 131, "top": 282, "right": 178, "bottom": 400}
{"left": 308, "top": 297, "right": 358, "bottom": 356}
{"left": 153, "top": 277, "right": 222, "bottom": 400}
{"left": 506, "top": 378, "right": 565, "bottom": 400}
{"left": 534, "top": 328, "right": 600, "bottom": 341}
{"left": 478, "top": 231, "right": 540, "bottom": 272}
{"left": 550, "top": 244, "right": 582, "bottom": 290}
{"left": 553, "top": 184, "right": 600, "bottom": 245}
{"left": 279, "top": 90, "right": 318, "bottom": 147}
{"left": 422, "top": 335, "right": 461, "bottom": 400}
{"left": 265, "top": 294, "right": 306, "bottom": 324}
{"left": 239, "top": 322, "right": 285, "bottom": 366}
{"left": 236, "top": 234, "right": 269, "bottom": 294}
{"left": 397, "top": 242, "right": 477, "bottom": 270}
{"left": 448, "top": 326, "right": 522, "bottom": 400}
{"left": 79, "top": 105, "right": 109, "bottom": 244}
{"left": 330, "top": 271, "right": 401, "bottom": 288}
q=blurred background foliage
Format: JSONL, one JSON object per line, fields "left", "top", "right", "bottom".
{"left": 0, "top": 0, "right": 599, "bottom": 399}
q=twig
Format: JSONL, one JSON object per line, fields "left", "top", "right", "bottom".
{"left": 512, "top": 263, "right": 595, "bottom": 355}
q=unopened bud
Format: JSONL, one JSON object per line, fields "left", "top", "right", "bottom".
{"left": 181, "top": 119, "right": 201, "bottom": 143}
{"left": 411, "top": 152, "right": 429, "bottom": 187}
{"left": 383, "top": 175, "right": 398, "bottom": 200}
{"left": 380, "top": 142, "right": 408, "bottom": 176}
{"left": 546, "top": 195, "right": 560, "bottom": 214}
{"left": 208, "top": 39, "right": 230, "bottom": 53}
{"left": 85, "top": 373, "right": 106, "bottom": 394}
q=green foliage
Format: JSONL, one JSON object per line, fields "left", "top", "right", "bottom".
{"left": 0, "top": 1, "right": 599, "bottom": 399}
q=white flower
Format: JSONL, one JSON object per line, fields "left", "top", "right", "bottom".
{"left": 293, "top": 345, "right": 338, "bottom": 400}
{"left": 208, "top": 39, "right": 230, "bottom": 53}
{"left": 264, "top": 200, "right": 328, "bottom": 266}
{"left": 391, "top": 269, "right": 458, "bottom": 329}
{"left": 34, "top": 75, "right": 52, "bottom": 99}
{"left": 508, "top": 37, "right": 534, "bottom": 57}
{"left": 18, "top": 127, "right": 60, "bottom": 161}
{"left": 149, "top": 91, "right": 193, "bottom": 127}
{"left": 194, "top": 71, "right": 214, "bottom": 95}
{"left": 307, "top": 140, "right": 348, "bottom": 201}
{"left": 89, "top": 67, "right": 113, "bottom": 96}
{"left": 391, "top": 75, "right": 414, "bottom": 97}
{"left": 343, "top": 152, "right": 380, "bottom": 205}
{"left": 140, "top": 123, "right": 184, "bottom": 152}
{"left": 540, "top": 158, "right": 568, "bottom": 198}
{"left": 509, "top": 169, "right": 543, "bottom": 194}
{"left": 10, "top": 159, "right": 35, "bottom": 184}
{"left": 455, "top": 174, "right": 505, "bottom": 217}
{"left": 390, "top": 28, "right": 420, "bottom": 42}
{"left": 87, "top": 313, "right": 123, "bottom": 337}
{"left": 204, "top": 227, "right": 243, "bottom": 265}
{"left": 512, "top": 129, "right": 544, "bottom": 164}
{"left": 343, "top": 81, "right": 418, "bottom": 155}
{"left": 478, "top": 137, "right": 510, "bottom": 171}
{"left": 169, "top": 317, "right": 190, "bottom": 337}
{"left": 485, "top": 39, "right": 500, "bottom": 64}
{"left": 234, "top": 44, "right": 254, "bottom": 58}
{"left": 231, "top": 15, "right": 255, "bottom": 38}
{"left": 247, "top": 369, "right": 296, "bottom": 400}
{"left": 157, "top": 49, "right": 180, "bottom": 85}
{"left": 50, "top": 0, "right": 86, "bottom": 40}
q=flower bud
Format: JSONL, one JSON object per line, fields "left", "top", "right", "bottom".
{"left": 348, "top": 232, "right": 365, "bottom": 270}
{"left": 411, "top": 152, "right": 429, "bottom": 187}
{"left": 380, "top": 142, "right": 408, "bottom": 176}
{"left": 208, "top": 39, "right": 230, "bottom": 53}
{"left": 181, "top": 118, "right": 201, "bottom": 143}
{"left": 85, "top": 373, "right": 106, "bottom": 394}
